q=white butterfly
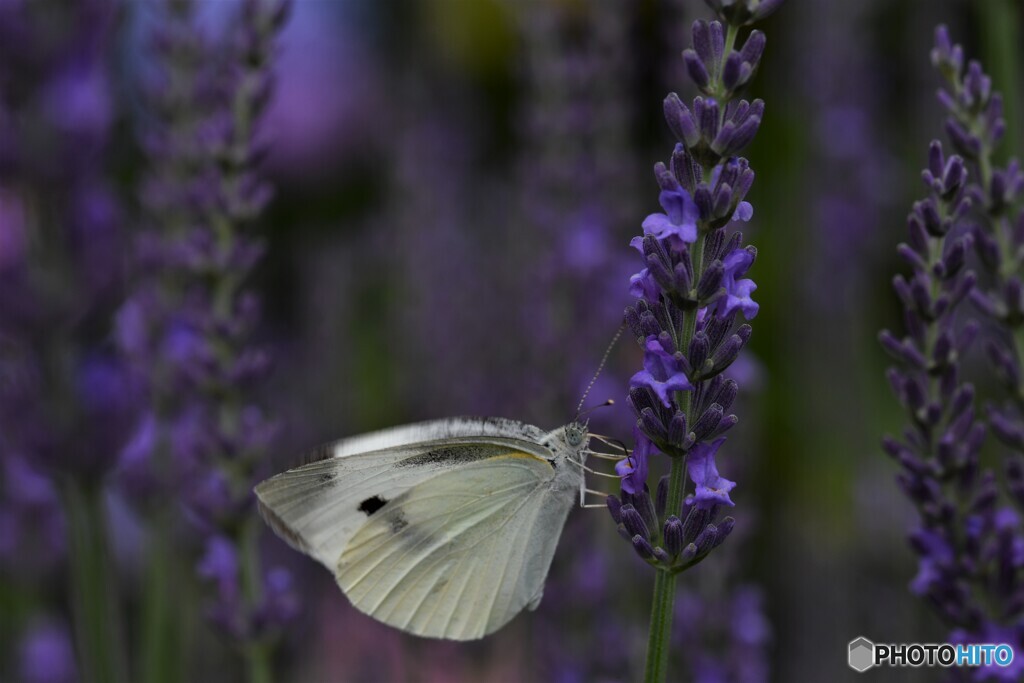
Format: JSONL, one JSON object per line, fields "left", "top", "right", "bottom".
{"left": 254, "top": 416, "right": 593, "bottom": 641}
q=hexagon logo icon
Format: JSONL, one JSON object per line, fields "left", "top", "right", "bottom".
{"left": 848, "top": 637, "right": 875, "bottom": 672}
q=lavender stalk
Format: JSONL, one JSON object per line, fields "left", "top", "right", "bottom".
{"left": 606, "top": 2, "right": 781, "bottom": 681}
{"left": 118, "top": 1, "right": 293, "bottom": 680}
{"left": 882, "top": 26, "right": 1024, "bottom": 676}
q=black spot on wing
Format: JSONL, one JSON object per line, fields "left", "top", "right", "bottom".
{"left": 358, "top": 495, "right": 388, "bottom": 516}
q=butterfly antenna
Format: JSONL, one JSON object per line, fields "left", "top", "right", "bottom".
{"left": 575, "top": 324, "right": 625, "bottom": 418}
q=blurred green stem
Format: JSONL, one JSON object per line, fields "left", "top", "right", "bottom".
{"left": 978, "top": 0, "right": 1022, "bottom": 162}
{"left": 240, "top": 518, "right": 273, "bottom": 683}
{"left": 141, "top": 509, "right": 182, "bottom": 683}
{"left": 64, "top": 478, "right": 128, "bottom": 683}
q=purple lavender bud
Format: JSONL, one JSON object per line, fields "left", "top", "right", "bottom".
{"left": 711, "top": 182, "right": 734, "bottom": 219}
{"left": 606, "top": 495, "right": 623, "bottom": 524}
{"left": 640, "top": 311, "right": 662, "bottom": 339}
{"left": 663, "top": 515, "right": 684, "bottom": 558}
{"left": 682, "top": 50, "right": 711, "bottom": 90}
{"left": 694, "top": 184, "right": 714, "bottom": 219}
{"left": 691, "top": 21, "right": 715, "bottom": 70}
{"left": 711, "top": 516, "right": 735, "bottom": 548}
{"left": 949, "top": 384, "right": 975, "bottom": 418}
{"left": 624, "top": 306, "right": 644, "bottom": 342}
{"left": 932, "top": 331, "right": 953, "bottom": 367}
{"left": 963, "top": 61, "right": 991, "bottom": 108}
{"left": 696, "top": 260, "right": 724, "bottom": 301}
{"left": 689, "top": 332, "right": 710, "bottom": 372}
{"left": 620, "top": 504, "right": 650, "bottom": 540}
{"left": 739, "top": 30, "right": 766, "bottom": 68}
{"left": 897, "top": 243, "right": 928, "bottom": 272}
{"left": 941, "top": 155, "right": 967, "bottom": 199}
{"left": 681, "top": 504, "right": 711, "bottom": 545}
{"left": 653, "top": 546, "right": 672, "bottom": 564}
{"left": 909, "top": 276, "right": 933, "bottom": 318}
{"left": 712, "top": 113, "right": 762, "bottom": 157}
{"left": 704, "top": 314, "right": 733, "bottom": 349}
{"left": 941, "top": 239, "right": 967, "bottom": 276}
{"left": 640, "top": 407, "right": 670, "bottom": 442}
{"left": 972, "top": 225, "right": 1001, "bottom": 270}
{"left": 691, "top": 404, "right": 724, "bottom": 441}
{"left": 945, "top": 119, "right": 981, "bottom": 159}
{"left": 990, "top": 410, "right": 1024, "bottom": 451}
{"left": 721, "top": 52, "right": 743, "bottom": 92}
{"left": 927, "top": 140, "right": 945, "bottom": 180}
{"left": 931, "top": 26, "right": 963, "bottom": 74}
{"left": 668, "top": 411, "right": 688, "bottom": 447}
{"left": 664, "top": 94, "right": 701, "bottom": 147}
{"left": 711, "top": 333, "right": 744, "bottom": 371}
{"left": 680, "top": 543, "right": 698, "bottom": 563}
{"left": 670, "top": 145, "right": 701, "bottom": 192}
{"left": 708, "top": 414, "right": 739, "bottom": 439}
{"left": 694, "top": 523, "right": 719, "bottom": 554}
{"left": 709, "top": 378, "right": 739, "bottom": 412}
{"left": 632, "top": 534, "right": 656, "bottom": 560}
{"left": 635, "top": 487, "right": 660, "bottom": 540}
{"left": 696, "top": 97, "right": 721, "bottom": 144}
{"left": 704, "top": 226, "right": 726, "bottom": 261}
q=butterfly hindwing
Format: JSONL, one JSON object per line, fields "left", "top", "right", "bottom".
{"left": 335, "top": 452, "right": 574, "bottom": 640}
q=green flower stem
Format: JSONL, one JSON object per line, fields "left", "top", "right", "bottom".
{"left": 643, "top": 556, "right": 679, "bottom": 683}
{"left": 240, "top": 518, "right": 273, "bottom": 683}
{"left": 978, "top": 0, "right": 1021, "bottom": 162}
{"left": 141, "top": 509, "right": 183, "bottom": 683}
{"left": 63, "top": 478, "right": 128, "bottom": 683}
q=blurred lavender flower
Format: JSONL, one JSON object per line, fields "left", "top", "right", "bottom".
{"left": 18, "top": 618, "right": 78, "bottom": 683}
{"left": 675, "top": 585, "right": 771, "bottom": 683}
{"left": 0, "top": 2, "right": 135, "bottom": 681}
{"left": 117, "top": 0, "right": 295, "bottom": 673}
{"left": 881, "top": 26, "right": 1024, "bottom": 679}
{"left": 608, "top": 5, "right": 779, "bottom": 681}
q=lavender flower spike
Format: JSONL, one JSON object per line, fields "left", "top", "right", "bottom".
{"left": 612, "top": 4, "right": 782, "bottom": 682}
{"left": 118, "top": 0, "right": 295, "bottom": 678}
{"left": 882, "top": 27, "right": 1024, "bottom": 678}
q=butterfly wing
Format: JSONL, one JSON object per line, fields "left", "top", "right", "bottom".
{"left": 254, "top": 419, "right": 552, "bottom": 572}
{"left": 334, "top": 451, "right": 576, "bottom": 640}
{"left": 322, "top": 417, "right": 548, "bottom": 460}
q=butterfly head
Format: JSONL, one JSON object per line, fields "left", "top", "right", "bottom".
{"left": 565, "top": 420, "right": 588, "bottom": 448}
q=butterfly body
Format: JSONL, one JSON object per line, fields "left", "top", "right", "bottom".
{"left": 254, "top": 417, "right": 589, "bottom": 640}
